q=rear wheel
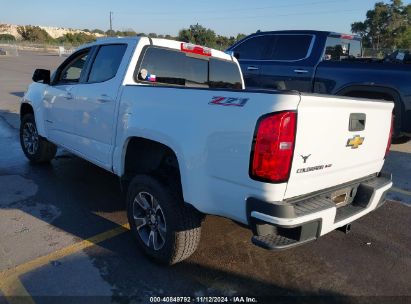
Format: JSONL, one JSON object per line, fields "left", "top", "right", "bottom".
{"left": 20, "top": 114, "right": 57, "bottom": 163}
{"left": 127, "top": 175, "right": 202, "bottom": 265}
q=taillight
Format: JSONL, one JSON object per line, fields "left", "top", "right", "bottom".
{"left": 181, "top": 43, "right": 211, "bottom": 56}
{"left": 250, "top": 111, "right": 297, "bottom": 183}
{"left": 385, "top": 114, "right": 394, "bottom": 158}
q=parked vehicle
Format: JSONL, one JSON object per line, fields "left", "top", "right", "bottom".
{"left": 20, "top": 37, "right": 393, "bottom": 264}
{"left": 384, "top": 50, "right": 411, "bottom": 64}
{"left": 227, "top": 30, "right": 411, "bottom": 137}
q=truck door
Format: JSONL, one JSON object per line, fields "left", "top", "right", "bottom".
{"left": 259, "top": 34, "right": 316, "bottom": 92}
{"left": 44, "top": 48, "right": 91, "bottom": 148}
{"left": 70, "top": 43, "right": 129, "bottom": 169}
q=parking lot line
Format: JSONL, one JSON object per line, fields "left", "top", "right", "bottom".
{"left": 391, "top": 187, "right": 411, "bottom": 196}
{"left": 0, "top": 275, "right": 35, "bottom": 304}
{"left": 0, "top": 223, "right": 130, "bottom": 303}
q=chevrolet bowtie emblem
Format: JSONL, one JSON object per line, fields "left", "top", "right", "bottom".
{"left": 347, "top": 135, "right": 364, "bottom": 149}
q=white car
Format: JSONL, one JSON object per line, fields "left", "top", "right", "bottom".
{"left": 20, "top": 37, "right": 393, "bottom": 264}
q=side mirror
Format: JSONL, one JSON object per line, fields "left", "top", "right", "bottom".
{"left": 32, "top": 69, "right": 50, "bottom": 84}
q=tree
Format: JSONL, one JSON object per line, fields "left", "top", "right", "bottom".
{"left": 0, "top": 34, "right": 16, "bottom": 41}
{"left": 120, "top": 29, "right": 137, "bottom": 36}
{"left": 177, "top": 24, "right": 247, "bottom": 49}
{"left": 57, "top": 32, "right": 95, "bottom": 45}
{"left": 351, "top": 0, "right": 411, "bottom": 49}
{"left": 178, "top": 24, "right": 216, "bottom": 48}
{"left": 236, "top": 33, "right": 247, "bottom": 42}
{"left": 178, "top": 28, "right": 192, "bottom": 43}
{"left": 92, "top": 29, "right": 105, "bottom": 35}
{"left": 105, "top": 29, "right": 115, "bottom": 37}
{"left": 17, "top": 25, "right": 54, "bottom": 43}
{"left": 395, "top": 26, "right": 411, "bottom": 48}
{"left": 216, "top": 35, "right": 229, "bottom": 50}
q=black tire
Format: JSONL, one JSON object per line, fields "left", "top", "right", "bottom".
{"left": 392, "top": 135, "right": 409, "bottom": 145}
{"left": 392, "top": 110, "right": 402, "bottom": 140}
{"left": 127, "top": 175, "right": 202, "bottom": 265}
{"left": 20, "top": 114, "right": 57, "bottom": 163}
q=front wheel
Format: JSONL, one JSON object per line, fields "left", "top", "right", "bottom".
{"left": 127, "top": 175, "right": 202, "bottom": 265}
{"left": 20, "top": 114, "right": 57, "bottom": 163}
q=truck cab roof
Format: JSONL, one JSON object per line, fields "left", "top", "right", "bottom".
{"left": 243, "top": 30, "right": 360, "bottom": 38}
{"left": 80, "top": 36, "right": 234, "bottom": 61}
{"left": 227, "top": 30, "right": 361, "bottom": 51}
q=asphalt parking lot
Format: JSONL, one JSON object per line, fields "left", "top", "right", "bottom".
{"left": 0, "top": 51, "right": 410, "bottom": 303}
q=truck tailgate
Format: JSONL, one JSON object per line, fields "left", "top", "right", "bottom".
{"left": 284, "top": 94, "right": 393, "bottom": 199}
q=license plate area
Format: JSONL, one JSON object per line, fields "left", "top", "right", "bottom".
{"left": 330, "top": 186, "right": 357, "bottom": 208}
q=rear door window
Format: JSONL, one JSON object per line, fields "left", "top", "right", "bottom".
{"left": 136, "top": 47, "right": 242, "bottom": 89}
{"left": 88, "top": 44, "right": 127, "bottom": 83}
{"left": 268, "top": 35, "right": 313, "bottom": 61}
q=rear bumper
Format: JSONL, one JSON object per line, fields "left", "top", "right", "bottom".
{"left": 246, "top": 173, "right": 392, "bottom": 250}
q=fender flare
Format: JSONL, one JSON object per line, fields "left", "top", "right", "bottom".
{"left": 20, "top": 102, "right": 48, "bottom": 137}
{"left": 336, "top": 84, "right": 403, "bottom": 135}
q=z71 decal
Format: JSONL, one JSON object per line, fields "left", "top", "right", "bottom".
{"left": 209, "top": 96, "right": 249, "bottom": 107}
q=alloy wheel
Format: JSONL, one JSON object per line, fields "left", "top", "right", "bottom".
{"left": 132, "top": 191, "right": 167, "bottom": 251}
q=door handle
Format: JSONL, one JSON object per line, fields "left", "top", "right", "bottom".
{"left": 98, "top": 94, "right": 113, "bottom": 103}
{"left": 247, "top": 66, "right": 259, "bottom": 71}
{"left": 294, "top": 69, "right": 309, "bottom": 74}
{"left": 64, "top": 92, "right": 73, "bottom": 100}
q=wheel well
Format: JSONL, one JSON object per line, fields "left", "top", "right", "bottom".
{"left": 341, "top": 90, "right": 394, "bottom": 102}
{"left": 20, "top": 103, "right": 34, "bottom": 120}
{"left": 122, "top": 137, "right": 183, "bottom": 195}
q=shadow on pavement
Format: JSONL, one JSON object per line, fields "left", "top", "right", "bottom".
{"left": 392, "top": 136, "right": 410, "bottom": 145}
{"left": 1, "top": 110, "right": 410, "bottom": 299}
{"left": 383, "top": 150, "right": 411, "bottom": 203}
{"left": 0, "top": 110, "right": 349, "bottom": 299}
{"left": 19, "top": 250, "right": 352, "bottom": 303}
{"left": 9, "top": 92, "right": 25, "bottom": 98}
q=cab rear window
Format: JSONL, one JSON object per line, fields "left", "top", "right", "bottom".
{"left": 135, "top": 47, "right": 242, "bottom": 89}
{"left": 324, "top": 36, "right": 362, "bottom": 60}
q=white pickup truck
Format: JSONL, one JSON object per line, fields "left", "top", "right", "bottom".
{"left": 20, "top": 37, "right": 394, "bottom": 264}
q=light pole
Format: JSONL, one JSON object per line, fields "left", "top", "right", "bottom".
{"left": 109, "top": 11, "right": 113, "bottom": 36}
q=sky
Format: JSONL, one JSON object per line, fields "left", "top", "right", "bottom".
{"left": 1, "top": 0, "right": 410, "bottom": 37}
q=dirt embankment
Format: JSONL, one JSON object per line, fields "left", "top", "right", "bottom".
{"left": 0, "top": 23, "right": 103, "bottom": 39}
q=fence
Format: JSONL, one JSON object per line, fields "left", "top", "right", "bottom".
{"left": 0, "top": 40, "right": 78, "bottom": 56}
{"left": 362, "top": 48, "right": 411, "bottom": 59}
{"left": 0, "top": 43, "right": 18, "bottom": 56}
